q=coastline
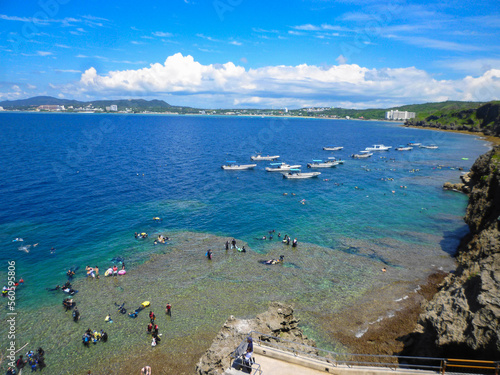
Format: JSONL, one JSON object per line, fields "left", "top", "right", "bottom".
{"left": 0, "top": 110, "right": 402, "bottom": 123}
{"left": 403, "top": 123, "right": 500, "bottom": 146}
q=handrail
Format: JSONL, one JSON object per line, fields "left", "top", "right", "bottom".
{"left": 239, "top": 330, "right": 499, "bottom": 374}
{"left": 442, "top": 358, "right": 500, "bottom": 375}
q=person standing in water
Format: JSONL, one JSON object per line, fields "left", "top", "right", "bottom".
{"left": 165, "top": 303, "right": 171, "bottom": 316}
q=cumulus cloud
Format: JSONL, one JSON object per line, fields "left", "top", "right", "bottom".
{"left": 74, "top": 53, "right": 500, "bottom": 108}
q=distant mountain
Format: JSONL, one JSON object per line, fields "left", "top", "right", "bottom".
{"left": 0, "top": 96, "right": 191, "bottom": 112}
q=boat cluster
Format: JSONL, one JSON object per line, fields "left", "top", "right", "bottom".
{"left": 351, "top": 142, "right": 438, "bottom": 159}
{"left": 221, "top": 152, "right": 345, "bottom": 179}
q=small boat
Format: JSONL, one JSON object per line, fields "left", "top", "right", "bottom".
{"left": 323, "top": 146, "right": 343, "bottom": 151}
{"left": 419, "top": 145, "right": 439, "bottom": 149}
{"left": 351, "top": 151, "right": 373, "bottom": 159}
{"left": 251, "top": 154, "right": 280, "bottom": 161}
{"left": 395, "top": 145, "right": 413, "bottom": 151}
{"left": 327, "top": 157, "right": 344, "bottom": 164}
{"left": 307, "top": 159, "right": 339, "bottom": 168}
{"left": 221, "top": 161, "right": 257, "bottom": 170}
{"left": 365, "top": 144, "right": 392, "bottom": 151}
{"left": 282, "top": 169, "right": 321, "bottom": 179}
{"left": 408, "top": 142, "right": 421, "bottom": 146}
{"left": 265, "top": 162, "right": 301, "bottom": 172}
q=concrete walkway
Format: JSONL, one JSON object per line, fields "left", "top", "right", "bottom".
{"left": 224, "top": 345, "right": 438, "bottom": 375}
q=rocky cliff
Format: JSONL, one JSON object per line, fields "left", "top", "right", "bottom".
{"left": 403, "top": 146, "right": 500, "bottom": 359}
{"left": 405, "top": 101, "right": 500, "bottom": 136}
{"left": 195, "top": 302, "right": 316, "bottom": 375}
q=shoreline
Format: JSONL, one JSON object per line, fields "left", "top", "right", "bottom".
{"left": 403, "top": 123, "right": 500, "bottom": 146}
{"left": 0, "top": 110, "right": 403, "bottom": 123}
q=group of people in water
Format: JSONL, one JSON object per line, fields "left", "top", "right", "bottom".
{"left": 147, "top": 310, "right": 163, "bottom": 347}
{"left": 255, "top": 231, "right": 298, "bottom": 247}
{"left": 9, "top": 348, "right": 46, "bottom": 374}
{"left": 82, "top": 328, "right": 108, "bottom": 346}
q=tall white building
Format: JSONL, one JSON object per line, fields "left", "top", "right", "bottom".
{"left": 386, "top": 110, "right": 416, "bottom": 120}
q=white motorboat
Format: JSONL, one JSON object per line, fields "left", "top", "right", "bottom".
{"left": 221, "top": 162, "right": 257, "bottom": 170}
{"left": 307, "top": 159, "right": 339, "bottom": 168}
{"left": 365, "top": 144, "right": 392, "bottom": 151}
{"left": 327, "top": 157, "right": 344, "bottom": 164}
{"left": 408, "top": 142, "right": 421, "bottom": 146}
{"left": 265, "top": 162, "right": 302, "bottom": 172}
{"left": 395, "top": 145, "right": 413, "bottom": 151}
{"left": 351, "top": 151, "right": 373, "bottom": 159}
{"left": 282, "top": 170, "right": 321, "bottom": 179}
{"left": 251, "top": 154, "right": 280, "bottom": 161}
{"left": 323, "top": 146, "right": 343, "bottom": 151}
{"left": 419, "top": 145, "right": 439, "bottom": 149}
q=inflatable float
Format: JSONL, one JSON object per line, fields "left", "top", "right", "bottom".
{"left": 118, "top": 270, "right": 126, "bottom": 275}
{"left": 141, "top": 301, "right": 150, "bottom": 308}
{"left": 104, "top": 268, "right": 113, "bottom": 277}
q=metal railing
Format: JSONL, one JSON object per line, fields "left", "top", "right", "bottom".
{"left": 441, "top": 358, "right": 499, "bottom": 375}
{"left": 230, "top": 331, "right": 500, "bottom": 374}
{"left": 229, "top": 352, "right": 262, "bottom": 375}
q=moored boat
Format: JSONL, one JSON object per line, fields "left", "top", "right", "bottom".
{"left": 323, "top": 146, "right": 343, "bottom": 151}
{"left": 221, "top": 162, "right": 257, "bottom": 170}
{"left": 282, "top": 169, "right": 321, "bottom": 179}
{"left": 327, "top": 157, "right": 344, "bottom": 164}
{"left": 307, "top": 159, "right": 339, "bottom": 168}
{"left": 265, "top": 162, "right": 302, "bottom": 172}
{"left": 395, "top": 145, "right": 413, "bottom": 151}
{"left": 408, "top": 141, "right": 421, "bottom": 146}
{"left": 419, "top": 144, "right": 438, "bottom": 149}
{"left": 351, "top": 151, "right": 373, "bottom": 159}
{"left": 365, "top": 144, "right": 392, "bottom": 151}
{"left": 250, "top": 154, "right": 280, "bottom": 161}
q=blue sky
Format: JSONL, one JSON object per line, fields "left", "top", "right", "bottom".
{"left": 1, "top": 0, "right": 499, "bottom": 108}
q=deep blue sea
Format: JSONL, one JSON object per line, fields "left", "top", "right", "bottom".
{"left": 0, "top": 113, "right": 490, "bottom": 310}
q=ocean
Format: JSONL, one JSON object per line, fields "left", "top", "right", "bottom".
{"left": 0, "top": 113, "right": 490, "bottom": 373}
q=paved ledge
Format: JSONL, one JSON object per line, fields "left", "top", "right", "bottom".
{"left": 225, "top": 345, "right": 438, "bottom": 375}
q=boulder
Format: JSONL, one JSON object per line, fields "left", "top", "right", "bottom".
{"left": 195, "top": 302, "right": 316, "bottom": 375}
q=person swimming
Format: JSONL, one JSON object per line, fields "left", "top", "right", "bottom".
{"left": 263, "top": 255, "right": 284, "bottom": 265}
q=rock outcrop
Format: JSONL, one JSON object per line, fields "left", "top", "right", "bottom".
{"left": 443, "top": 172, "right": 473, "bottom": 194}
{"left": 195, "top": 302, "right": 316, "bottom": 375}
{"left": 405, "top": 102, "right": 500, "bottom": 136}
{"left": 403, "top": 147, "right": 500, "bottom": 359}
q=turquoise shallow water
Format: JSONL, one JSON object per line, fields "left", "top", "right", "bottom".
{"left": 0, "top": 113, "right": 490, "bottom": 372}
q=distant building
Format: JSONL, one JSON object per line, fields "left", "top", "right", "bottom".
{"left": 38, "top": 105, "right": 65, "bottom": 111}
{"left": 110, "top": 105, "right": 118, "bottom": 112}
{"left": 0, "top": 106, "right": 4, "bottom": 111}
{"left": 386, "top": 110, "right": 415, "bottom": 120}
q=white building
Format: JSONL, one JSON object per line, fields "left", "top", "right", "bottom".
{"left": 110, "top": 105, "right": 118, "bottom": 112}
{"left": 386, "top": 110, "right": 416, "bottom": 120}
{"left": 0, "top": 106, "right": 4, "bottom": 111}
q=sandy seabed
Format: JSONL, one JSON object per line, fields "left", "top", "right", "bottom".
{"left": 0, "top": 231, "right": 455, "bottom": 374}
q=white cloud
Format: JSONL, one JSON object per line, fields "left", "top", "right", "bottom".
{"left": 152, "top": 31, "right": 173, "bottom": 37}
{"left": 70, "top": 53, "right": 500, "bottom": 108}
{"left": 438, "top": 58, "right": 500, "bottom": 75}
{"left": 37, "top": 51, "right": 53, "bottom": 56}
{"left": 229, "top": 41, "right": 242, "bottom": 46}
{"left": 27, "top": 84, "right": 37, "bottom": 89}
{"left": 55, "top": 69, "right": 82, "bottom": 73}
